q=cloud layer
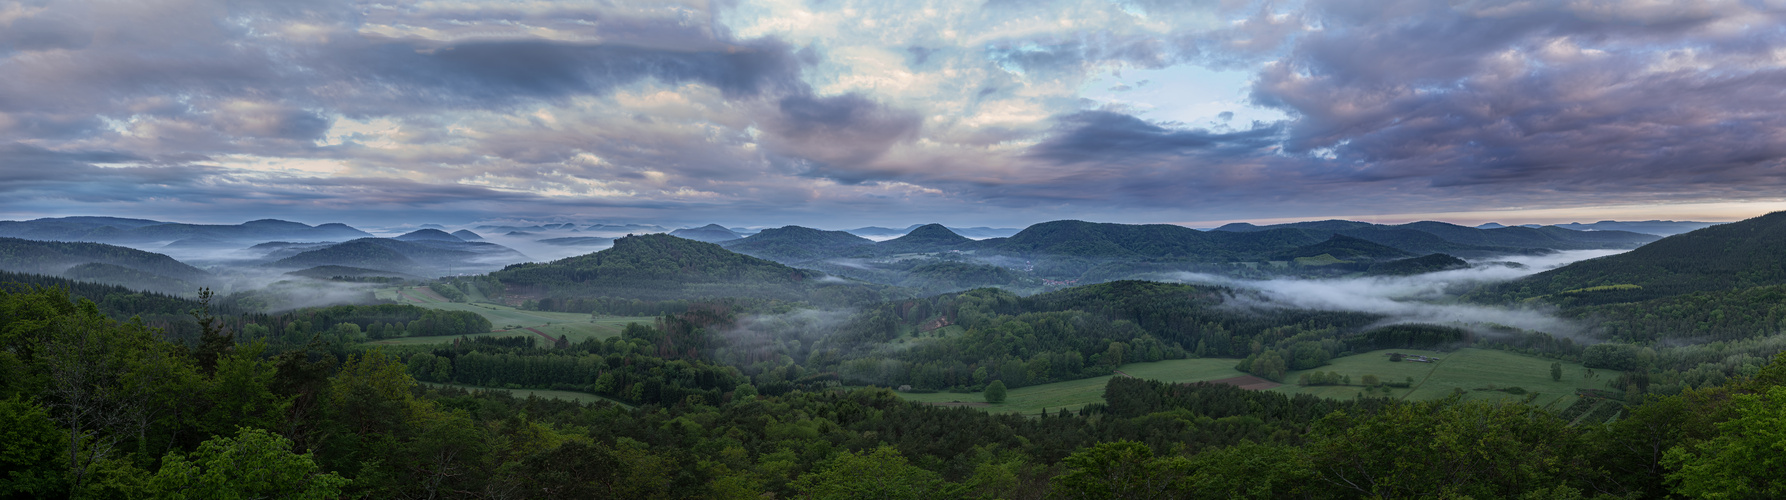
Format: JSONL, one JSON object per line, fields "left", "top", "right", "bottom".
{"left": 2, "top": 0, "right": 1783, "bottom": 227}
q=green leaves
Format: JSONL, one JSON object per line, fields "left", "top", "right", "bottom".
{"left": 146, "top": 427, "right": 347, "bottom": 500}
{"left": 1050, "top": 441, "right": 1190, "bottom": 500}
{"left": 983, "top": 380, "right": 1008, "bottom": 403}
{"left": 792, "top": 446, "right": 953, "bottom": 500}
{"left": 0, "top": 397, "right": 67, "bottom": 497}
{"left": 1664, "top": 385, "right": 1786, "bottom": 499}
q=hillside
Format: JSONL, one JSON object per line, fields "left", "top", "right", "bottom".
{"left": 975, "top": 220, "right": 1324, "bottom": 261}
{"left": 271, "top": 238, "right": 527, "bottom": 276}
{"left": 720, "top": 225, "right": 875, "bottom": 262}
{"left": 394, "top": 229, "right": 463, "bottom": 242}
{"left": 494, "top": 233, "right": 826, "bottom": 300}
{"left": 1475, "top": 211, "right": 1786, "bottom": 305}
{"left": 60, "top": 262, "right": 199, "bottom": 296}
{"left": 669, "top": 224, "right": 743, "bottom": 242}
{"left": 874, "top": 224, "right": 974, "bottom": 254}
{"left": 1214, "top": 219, "right": 1658, "bottom": 256}
{"left": 0, "top": 217, "right": 372, "bottom": 244}
{"left": 1270, "top": 234, "right": 1414, "bottom": 262}
{"left": 0, "top": 237, "right": 211, "bottom": 284}
{"left": 1366, "top": 253, "right": 1469, "bottom": 276}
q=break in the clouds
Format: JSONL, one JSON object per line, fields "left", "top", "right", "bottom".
{"left": 2, "top": 0, "right": 1784, "bottom": 227}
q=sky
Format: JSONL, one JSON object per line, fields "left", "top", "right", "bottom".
{"left": 3, "top": 0, "right": 1786, "bottom": 230}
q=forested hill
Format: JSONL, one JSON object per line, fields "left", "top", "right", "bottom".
{"left": 972, "top": 220, "right": 1320, "bottom": 260}
{"left": 668, "top": 224, "right": 744, "bottom": 242}
{"left": 720, "top": 225, "right": 874, "bottom": 262}
{"left": 493, "top": 233, "right": 828, "bottom": 300}
{"left": 1213, "top": 219, "right": 1658, "bottom": 255}
{"left": 1270, "top": 234, "right": 1414, "bottom": 261}
{"left": 1474, "top": 210, "right": 1786, "bottom": 305}
{"left": 0, "top": 216, "right": 371, "bottom": 243}
{"left": 0, "top": 237, "right": 211, "bottom": 285}
{"left": 874, "top": 223, "right": 974, "bottom": 253}
{"left": 270, "top": 238, "right": 526, "bottom": 277}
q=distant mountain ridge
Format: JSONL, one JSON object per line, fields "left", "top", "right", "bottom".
{"left": 1271, "top": 234, "right": 1415, "bottom": 262}
{"left": 670, "top": 224, "right": 744, "bottom": 243}
{"left": 1211, "top": 219, "right": 1657, "bottom": 256}
{"left": 844, "top": 224, "right": 1020, "bottom": 239}
{"left": 721, "top": 226, "right": 875, "bottom": 262}
{"left": 269, "top": 237, "right": 528, "bottom": 277}
{"left": 395, "top": 229, "right": 463, "bottom": 242}
{"left": 1475, "top": 211, "right": 1786, "bottom": 305}
{"left": 493, "top": 233, "right": 831, "bottom": 300}
{"left": 0, "top": 217, "right": 371, "bottom": 244}
{"left": 0, "top": 237, "right": 212, "bottom": 294}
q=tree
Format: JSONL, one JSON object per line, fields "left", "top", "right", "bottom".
{"left": 197, "top": 341, "right": 291, "bottom": 438}
{"left": 190, "top": 288, "right": 233, "bottom": 375}
{"left": 984, "top": 380, "right": 1008, "bottom": 404}
{"left": 1664, "top": 385, "right": 1786, "bottom": 498}
{"left": 1362, "top": 374, "right": 1380, "bottom": 387}
{"left": 1551, "top": 362, "right": 1563, "bottom": 382}
{"left": 146, "top": 427, "right": 347, "bottom": 499}
{"left": 1051, "top": 441, "right": 1190, "bottom": 500}
{"left": 0, "top": 396, "right": 67, "bottom": 497}
{"left": 41, "top": 301, "right": 168, "bottom": 490}
{"left": 793, "top": 446, "right": 953, "bottom": 499}
{"left": 1305, "top": 398, "right": 1578, "bottom": 499}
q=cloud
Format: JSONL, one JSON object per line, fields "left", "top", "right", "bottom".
{"left": 1165, "top": 249, "right": 1628, "bottom": 336}
{"left": 2, "top": 0, "right": 1785, "bottom": 228}
{"left": 764, "top": 93, "right": 922, "bottom": 181}
{"left": 1028, "top": 110, "right": 1282, "bottom": 164}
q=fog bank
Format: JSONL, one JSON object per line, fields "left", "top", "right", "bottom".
{"left": 1165, "top": 250, "right": 1626, "bottom": 336}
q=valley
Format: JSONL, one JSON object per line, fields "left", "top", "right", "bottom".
{"left": 2, "top": 211, "right": 1781, "bottom": 499}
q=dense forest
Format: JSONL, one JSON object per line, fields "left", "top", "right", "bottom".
{"left": 5, "top": 213, "right": 1786, "bottom": 498}
{"left": 1, "top": 284, "right": 1782, "bottom": 498}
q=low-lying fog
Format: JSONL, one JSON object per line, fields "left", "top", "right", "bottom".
{"left": 1164, "top": 250, "right": 1626, "bottom": 337}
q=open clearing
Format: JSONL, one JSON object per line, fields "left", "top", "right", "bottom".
{"left": 896, "top": 358, "right": 1249, "bottom": 415}
{"left": 420, "top": 382, "right": 631, "bottom": 408}
{"left": 371, "top": 286, "right": 653, "bottom": 346}
{"left": 897, "top": 348, "right": 1607, "bottom": 415}
{"left": 1272, "top": 348, "right": 1605, "bottom": 410}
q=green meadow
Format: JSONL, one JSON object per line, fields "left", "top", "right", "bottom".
{"left": 371, "top": 286, "right": 653, "bottom": 345}
{"left": 898, "top": 348, "right": 1607, "bottom": 415}
{"left": 1273, "top": 348, "right": 1605, "bottom": 410}
{"left": 896, "top": 358, "right": 1249, "bottom": 415}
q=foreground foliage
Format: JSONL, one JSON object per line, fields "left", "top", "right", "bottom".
{"left": 2, "top": 283, "right": 1784, "bottom": 499}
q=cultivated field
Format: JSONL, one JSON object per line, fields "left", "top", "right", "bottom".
{"left": 896, "top": 358, "right": 1249, "bottom": 415}
{"left": 370, "top": 286, "right": 653, "bottom": 346}
{"left": 1273, "top": 348, "right": 1605, "bottom": 410}
{"left": 898, "top": 348, "right": 1607, "bottom": 415}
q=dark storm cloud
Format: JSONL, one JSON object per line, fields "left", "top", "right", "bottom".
{"left": 1247, "top": 0, "right": 1786, "bottom": 197}
{"left": 762, "top": 93, "right": 922, "bottom": 181}
{"left": 1028, "top": 111, "right": 1281, "bottom": 164}
{"left": 328, "top": 37, "right": 807, "bottom": 108}
{"left": 0, "top": 143, "right": 143, "bottom": 185}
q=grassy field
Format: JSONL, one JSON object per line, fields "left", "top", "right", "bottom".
{"left": 896, "top": 358, "right": 1249, "bottom": 415}
{"left": 1272, "top": 348, "right": 1605, "bottom": 410}
{"left": 420, "top": 382, "right": 630, "bottom": 408}
{"left": 898, "top": 348, "right": 1607, "bottom": 415}
{"left": 370, "top": 286, "right": 653, "bottom": 346}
